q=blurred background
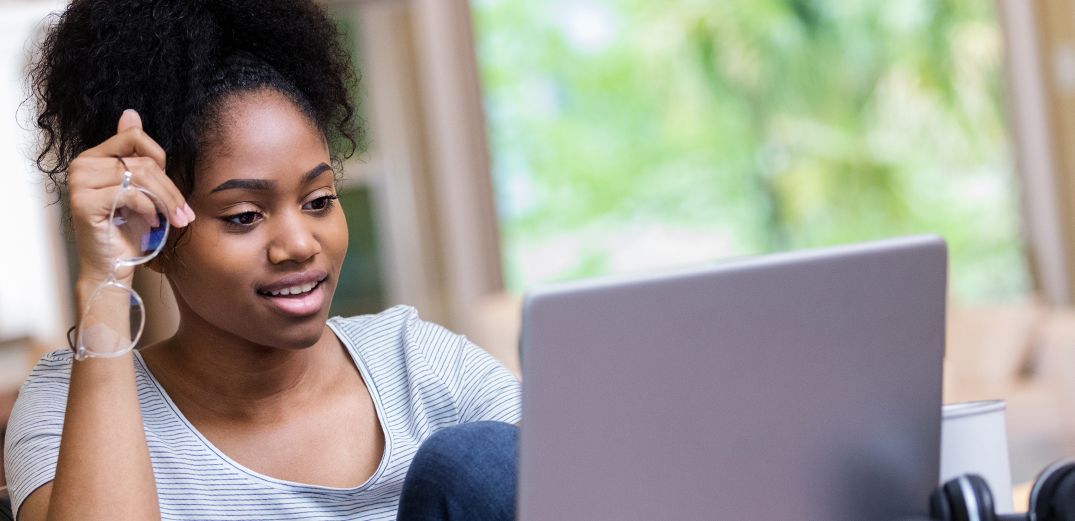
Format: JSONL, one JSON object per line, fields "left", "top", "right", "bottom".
{"left": 1, "top": 0, "right": 1074, "bottom": 504}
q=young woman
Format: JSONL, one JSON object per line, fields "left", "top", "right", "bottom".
{"left": 3, "top": 1, "right": 520, "bottom": 520}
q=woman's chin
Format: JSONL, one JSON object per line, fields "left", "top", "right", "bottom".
{"left": 278, "top": 328, "right": 331, "bottom": 351}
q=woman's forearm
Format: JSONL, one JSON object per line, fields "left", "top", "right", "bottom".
{"left": 45, "top": 283, "right": 159, "bottom": 521}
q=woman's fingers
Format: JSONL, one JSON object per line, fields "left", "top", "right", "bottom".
{"left": 71, "top": 185, "right": 152, "bottom": 228}
{"left": 71, "top": 187, "right": 163, "bottom": 265}
{"left": 67, "top": 156, "right": 191, "bottom": 228}
{"left": 118, "top": 189, "right": 162, "bottom": 229}
{"left": 80, "top": 110, "right": 167, "bottom": 170}
{"left": 117, "top": 157, "right": 191, "bottom": 227}
{"left": 66, "top": 110, "right": 189, "bottom": 285}
{"left": 81, "top": 126, "right": 167, "bottom": 170}
{"left": 117, "top": 109, "right": 141, "bottom": 134}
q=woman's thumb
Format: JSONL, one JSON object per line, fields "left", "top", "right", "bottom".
{"left": 117, "top": 108, "right": 142, "bottom": 133}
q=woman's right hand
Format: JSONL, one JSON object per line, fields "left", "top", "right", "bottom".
{"left": 19, "top": 110, "right": 181, "bottom": 521}
{"left": 67, "top": 109, "right": 195, "bottom": 292}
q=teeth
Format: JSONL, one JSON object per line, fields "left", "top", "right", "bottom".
{"left": 267, "top": 281, "right": 318, "bottom": 297}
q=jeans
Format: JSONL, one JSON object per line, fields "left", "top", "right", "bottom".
{"left": 396, "top": 421, "right": 519, "bottom": 521}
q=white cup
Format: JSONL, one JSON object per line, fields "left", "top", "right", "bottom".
{"left": 939, "top": 400, "right": 1014, "bottom": 513}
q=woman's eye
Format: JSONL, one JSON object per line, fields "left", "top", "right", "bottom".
{"left": 305, "top": 194, "right": 338, "bottom": 212}
{"left": 225, "top": 211, "right": 262, "bottom": 227}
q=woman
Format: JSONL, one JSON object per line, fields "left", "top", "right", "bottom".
{"left": 4, "top": 1, "right": 521, "bottom": 520}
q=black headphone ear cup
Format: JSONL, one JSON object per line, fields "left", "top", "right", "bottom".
{"left": 936, "top": 474, "right": 996, "bottom": 521}
{"left": 1030, "top": 461, "right": 1075, "bottom": 521}
{"left": 965, "top": 475, "right": 997, "bottom": 521}
{"left": 1053, "top": 468, "right": 1075, "bottom": 521}
{"left": 931, "top": 482, "right": 955, "bottom": 520}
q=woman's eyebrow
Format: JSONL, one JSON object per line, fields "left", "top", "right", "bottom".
{"left": 209, "top": 162, "right": 333, "bottom": 193}
{"left": 303, "top": 162, "right": 333, "bottom": 183}
{"left": 211, "top": 178, "right": 274, "bottom": 193}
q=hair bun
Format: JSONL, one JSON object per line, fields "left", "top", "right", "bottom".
{"left": 31, "top": 0, "right": 358, "bottom": 196}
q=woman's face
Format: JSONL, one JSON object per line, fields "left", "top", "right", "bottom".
{"left": 165, "top": 89, "right": 348, "bottom": 350}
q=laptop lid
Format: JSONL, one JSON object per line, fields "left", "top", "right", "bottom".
{"left": 518, "top": 236, "right": 946, "bottom": 521}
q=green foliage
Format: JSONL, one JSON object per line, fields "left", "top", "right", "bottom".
{"left": 474, "top": 0, "right": 1028, "bottom": 301}
{"left": 330, "top": 186, "right": 384, "bottom": 316}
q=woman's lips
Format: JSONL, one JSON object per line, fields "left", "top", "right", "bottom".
{"left": 259, "top": 279, "right": 326, "bottom": 317}
{"left": 257, "top": 270, "right": 329, "bottom": 294}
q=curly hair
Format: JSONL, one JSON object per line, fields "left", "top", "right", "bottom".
{"left": 29, "top": 0, "right": 361, "bottom": 197}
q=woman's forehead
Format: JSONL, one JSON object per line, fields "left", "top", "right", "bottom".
{"left": 215, "top": 91, "right": 324, "bottom": 153}
{"left": 196, "top": 91, "right": 329, "bottom": 192}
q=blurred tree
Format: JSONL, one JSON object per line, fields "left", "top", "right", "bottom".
{"left": 474, "top": 0, "right": 1027, "bottom": 301}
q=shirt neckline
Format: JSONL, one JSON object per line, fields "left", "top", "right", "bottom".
{"left": 132, "top": 317, "right": 393, "bottom": 493}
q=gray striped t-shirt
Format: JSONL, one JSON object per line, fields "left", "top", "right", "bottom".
{"left": 4, "top": 305, "right": 522, "bottom": 520}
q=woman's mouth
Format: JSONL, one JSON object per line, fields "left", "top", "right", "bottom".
{"left": 257, "top": 277, "right": 328, "bottom": 317}
{"left": 258, "top": 279, "right": 322, "bottom": 297}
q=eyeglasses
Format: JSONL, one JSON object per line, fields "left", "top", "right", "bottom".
{"left": 74, "top": 158, "right": 170, "bottom": 361}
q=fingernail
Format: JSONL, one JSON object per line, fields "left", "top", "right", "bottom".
{"left": 174, "top": 207, "right": 189, "bottom": 227}
{"left": 184, "top": 204, "right": 196, "bottom": 222}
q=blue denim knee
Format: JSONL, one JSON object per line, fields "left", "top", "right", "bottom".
{"left": 396, "top": 421, "right": 519, "bottom": 521}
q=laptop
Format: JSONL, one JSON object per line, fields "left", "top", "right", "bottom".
{"left": 517, "top": 236, "right": 947, "bottom": 520}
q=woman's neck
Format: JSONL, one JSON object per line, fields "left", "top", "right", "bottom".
{"left": 139, "top": 311, "right": 345, "bottom": 424}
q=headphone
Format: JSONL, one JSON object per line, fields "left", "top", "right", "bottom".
{"left": 929, "top": 460, "right": 1075, "bottom": 521}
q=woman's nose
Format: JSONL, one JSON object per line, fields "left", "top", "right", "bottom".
{"left": 266, "top": 210, "right": 321, "bottom": 265}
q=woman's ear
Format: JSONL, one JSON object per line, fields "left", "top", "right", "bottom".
{"left": 146, "top": 253, "right": 168, "bottom": 274}
{"left": 146, "top": 258, "right": 165, "bottom": 274}
{"left": 148, "top": 230, "right": 185, "bottom": 274}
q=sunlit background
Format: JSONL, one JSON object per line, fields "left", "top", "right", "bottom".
{"left": 477, "top": 0, "right": 1026, "bottom": 301}
{"left": 2, "top": 0, "right": 1075, "bottom": 504}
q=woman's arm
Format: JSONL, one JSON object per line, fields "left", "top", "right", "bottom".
{"left": 28, "top": 353, "right": 157, "bottom": 521}
{"left": 18, "top": 110, "right": 191, "bottom": 521}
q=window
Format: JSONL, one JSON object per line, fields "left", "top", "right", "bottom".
{"left": 473, "top": 0, "right": 1028, "bottom": 302}
{"left": 323, "top": 2, "right": 385, "bottom": 317}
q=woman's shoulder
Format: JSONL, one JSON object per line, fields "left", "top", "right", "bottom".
{"left": 19, "top": 349, "right": 75, "bottom": 391}
{"left": 328, "top": 304, "right": 470, "bottom": 364}
{"left": 30, "top": 349, "right": 74, "bottom": 365}
{"left": 330, "top": 304, "right": 421, "bottom": 349}
{"left": 329, "top": 303, "right": 419, "bottom": 330}
{"left": 329, "top": 304, "right": 453, "bottom": 344}
{"left": 15, "top": 349, "right": 148, "bottom": 403}
{"left": 6, "top": 351, "right": 74, "bottom": 448}
{"left": 329, "top": 306, "right": 521, "bottom": 424}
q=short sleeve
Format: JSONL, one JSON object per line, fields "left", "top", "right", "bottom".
{"left": 454, "top": 336, "right": 521, "bottom": 424}
{"left": 410, "top": 317, "right": 521, "bottom": 425}
{"left": 4, "top": 351, "right": 72, "bottom": 518}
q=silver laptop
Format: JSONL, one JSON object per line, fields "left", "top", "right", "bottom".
{"left": 517, "top": 236, "right": 946, "bottom": 521}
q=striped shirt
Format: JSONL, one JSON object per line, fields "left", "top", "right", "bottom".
{"left": 4, "top": 305, "right": 522, "bottom": 520}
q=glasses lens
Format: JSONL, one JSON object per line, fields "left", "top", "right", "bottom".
{"left": 111, "top": 186, "right": 170, "bottom": 268}
{"left": 75, "top": 282, "right": 144, "bottom": 360}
